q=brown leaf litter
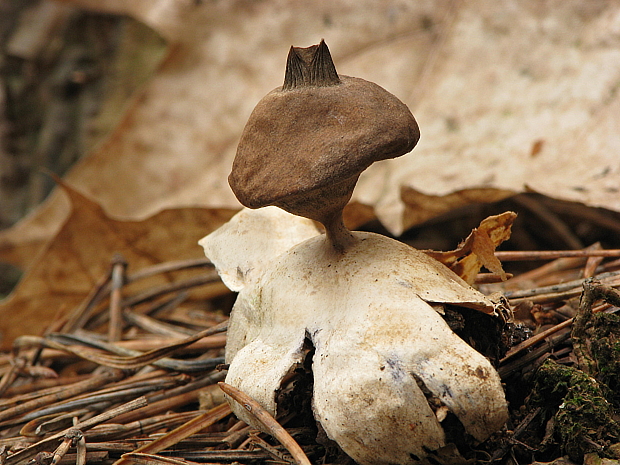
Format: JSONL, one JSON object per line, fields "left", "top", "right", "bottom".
{"left": 0, "top": 180, "right": 235, "bottom": 350}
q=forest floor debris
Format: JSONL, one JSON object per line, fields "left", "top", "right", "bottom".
{"left": 2, "top": 218, "right": 620, "bottom": 464}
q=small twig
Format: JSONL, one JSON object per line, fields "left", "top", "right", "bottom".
{"left": 583, "top": 244, "right": 604, "bottom": 278}
{"left": 218, "top": 382, "right": 312, "bottom": 465}
{"left": 50, "top": 437, "right": 72, "bottom": 464}
{"left": 0, "top": 374, "right": 90, "bottom": 405}
{"left": 28, "top": 409, "right": 87, "bottom": 436}
{"left": 86, "top": 272, "right": 223, "bottom": 331}
{"left": 223, "top": 424, "right": 252, "bottom": 449}
{"left": 144, "top": 291, "right": 190, "bottom": 319}
{"left": 146, "top": 372, "right": 225, "bottom": 404}
{"left": 75, "top": 423, "right": 86, "bottom": 465}
{"left": 16, "top": 378, "right": 178, "bottom": 424}
{"left": 50, "top": 428, "right": 82, "bottom": 465}
{"left": 109, "top": 254, "right": 128, "bottom": 343}
{"left": 0, "top": 358, "right": 24, "bottom": 398}
{"left": 498, "top": 329, "right": 571, "bottom": 379}
{"left": 503, "top": 255, "right": 588, "bottom": 288}
{"left": 113, "top": 334, "right": 226, "bottom": 352}
{"left": 509, "top": 288, "right": 583, "bottom": 306}
{"left": 495, "top": 249, "right": 620, "bottom": 261}
{"left": 602, "top": 256, "right": 620, "bottom": 272}
{"left": 86, "top": 411, "right": 201, "bottom": 442}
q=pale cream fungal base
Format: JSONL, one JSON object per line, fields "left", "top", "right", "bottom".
{"left": 201, "top": 208, "right": 509, "bottom": 465}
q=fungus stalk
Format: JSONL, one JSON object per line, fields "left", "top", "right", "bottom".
{"left": 274, "top": 174, "right": 359, "bottom": 253}
{"left": 322, "top": 210, "right": 356, "bottom": 253}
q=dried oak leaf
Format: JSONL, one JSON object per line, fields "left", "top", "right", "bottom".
{"left": 0, "top": 181, "right": 235, "bottom": 349}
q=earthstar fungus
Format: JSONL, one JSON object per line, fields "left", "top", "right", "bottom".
{"left": 202, "top": 41, "right": 508, "bottom": 464}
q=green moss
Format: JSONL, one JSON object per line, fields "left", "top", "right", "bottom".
{"left": 586, "top": 313, "right": 620, "bottom": 408}
{"left": 532, "top": 360, "right": 620, "bottom": 462}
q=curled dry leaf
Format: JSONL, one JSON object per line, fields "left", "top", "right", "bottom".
{"left": 201, "top": 207, "right": 508, "bottom": 465}
{"left": 425, "top": 211, "right": 517, "bottom": 285}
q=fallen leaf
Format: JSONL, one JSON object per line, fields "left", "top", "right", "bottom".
{"left": 0, "top": 194, "right": 71, "bottom": 269}
{"left": 426, "top": 211, "right": 516, "bottom": 284}
{"left": 0, "top": 180, "right": 236, "bottom": 349}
